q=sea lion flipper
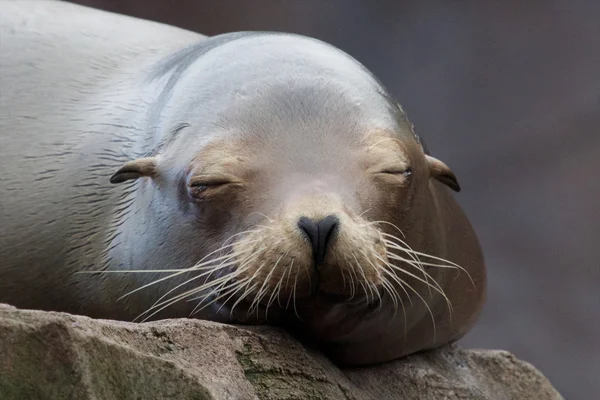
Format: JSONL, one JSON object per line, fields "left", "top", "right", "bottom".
{"left": 110, "top": 157, "right": 157, "bottom": 184}
{"left": 426, "top": 155, "right": 461, "bottom": 192}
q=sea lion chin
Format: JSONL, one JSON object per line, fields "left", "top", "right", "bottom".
{"left": 0, "top": 0, "right": 486, "bottom": 366}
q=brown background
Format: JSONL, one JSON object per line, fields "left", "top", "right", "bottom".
{"left": 69, "top": 1, "right": 600, "bottom": 398}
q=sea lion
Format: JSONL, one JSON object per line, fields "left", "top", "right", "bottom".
{"left": 0, "top": 0, "right": 486, "bottom": 365}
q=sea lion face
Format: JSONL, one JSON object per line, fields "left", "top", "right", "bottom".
{"left": 168, "top": 99, "right": 459, "bottom": 332}
{"left": 184, "top": 129, "right": 417, "bottom": 308}
{"left": 110, "top": 34, "right": 460, "bottom": 330}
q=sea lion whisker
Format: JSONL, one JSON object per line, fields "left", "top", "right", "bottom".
{"left": 212, "top": 277, "right": 254, "bottom": 316}
{"left": 137, "top": 249, "right": 262, "bottom": 320}
{"left": 389, "top": 252, "right": 475, "bottom": 286}
{"left": 292, "top": 267, "right": 301, "bottom": 320}
{"left": 122, "top": 254, "right": 243, "bottom": 304}
{"left": 190, "top": 264, "right": 247, "bottom": 306}
{"left": 79, "top": 249, "right": 244, "bottom": 276}
{"left": 266, "top": 270, "right": 285, "bottom": 315}
{"left": 373, "top": 254, "right": 413, "bottom": 306}
{"left": 118, "top": 246, "right": 256, "bottom": 302}
{"left": 272, "top": 268, "right": 287, "bottom": 311}
{"left": 357, "top": 250, "right": 385, "bottom": 308}
{"left": 384, "top": 277, "right": 408, "bottom": 347}
{"left": 230, "top": 283, "right": 259, "bottom": 318}
{"left": 222, "top": 248, "right": 270, "bottom": 317}
{"left": 381, "top": 277, "right": 407, "bottom": 343}
{"left": 349, "top": 252, "right": 368, "bottom": 302}
{"left": 144, "top": 270, "right": 250, "bottom": 321}
{"left": 136, "top": 270, "right": 245, "bottom": 322}
{"left": 371, "top": 281, "right": 383, "bottom": 311}
{"left": 352, "top": 251, "right": 376, "bottom": 304}
{"left": 191, "top": 277, "right": 252, "bottom": 317}
{"left": 143, "top": 245, "right": 263, "bottom": 310}
{"left": 78, "top": 269, "right": 201, "bottom": 274}
{"left": 246, "top": 262, "right": 270, "bottom": 315}
{"left": 379, "top": 265, "right": 437, "bottom": 342}
{"left": 381, "top": 235, "right": 473, "bottom": 285}
{"left": 344, "top": 254, "right": 360, "bottom": 300}
{"left": 379, "top": 233, "right": 431, "bottom": 296}
{"left": 380, "top": 277, "right": 401, "bottom": 317}
{"left": 282, "top": 259, "right": 295, "bottom": 309}
{"left": 247, "top": 212, "right": 274, "bottom": 223}
{"left": 254, "top": 224, "right": 276, "bottom": 231}
{"left": 383, "top": 257, "right": 454, "bottom": 316}
{"left": 188, "top": 279, "right": 239, "bottom": 315}
{"left": 275, "top": 265, "right": 289, "bottom": 309}
{"left": 385, "top": 252, "right": 448, "bottom": 299}
{"left": 264, "top": 252, "right": 288, "bottom": 320}
{"left": 369, "top": 220, "right": 407, "bottom": 239}
{"left": 357, "top": 208, "right": 372, "bottom": 218}
{"left": 185, "top": 276, "right": 246, "bottom": 304}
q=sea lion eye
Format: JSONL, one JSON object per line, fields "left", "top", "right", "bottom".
{"left": 187, "top": 177, "right": 231, "bottom": 199}
{"left": 380, "top": 167, "right": 412, "bottom": 177}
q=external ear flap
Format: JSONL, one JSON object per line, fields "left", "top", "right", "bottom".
{"left": 426, "top": 155, "right": 461, "bottom": 192}
{"left": 110, "top": 157, "right": 157, "bottom": 184}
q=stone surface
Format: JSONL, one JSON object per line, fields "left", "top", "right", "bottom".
{"left": 0, "top": 303, "right": 563, "bottom": 400}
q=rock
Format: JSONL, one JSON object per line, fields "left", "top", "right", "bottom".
{"left": 0, "top": 303, "right": 562, "bottom": 400}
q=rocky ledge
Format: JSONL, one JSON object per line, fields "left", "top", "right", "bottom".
{"left": 0, "top": 303, "right": 562, "bottom": 400}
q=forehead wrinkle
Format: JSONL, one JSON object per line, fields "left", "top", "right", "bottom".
{"left": 189, "top": 137, "right": 249, "bottom": 174}
{"left": 364, "top": 129, "right": 409, "bottom": 152}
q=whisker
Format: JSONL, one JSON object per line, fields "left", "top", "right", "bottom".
{"left": 381, "top": 234, "right": 474, "bottom": 286}
{"left": 230, "top": 283, "right": 259, "bottom": 318}
{"left": 368, "top": 220, "right": 406, "bottom": 238}
{"left": 357, "top": 250, "right": 385, "bottom": 309}
{"left": 384, "top": 255, "right": 453, "bottom": 315}
{"left": 192, "top": 277, "right": 253, "bottom": 317}
{"left": 380, "top": 277, "right": 407, "bottom": 345}
{"left": 292, "top": 268, "right": 301, "bottom": 320}
{"left": 352, "top": 252, "right": 375, "bottom": 304}
{"left": 373, "top": 254, "right": 413, "bottom": 306}
{"left": 357, "top": 208, "right": 372, "bottom": 218}
{"left": 264, "top": 253, "right": 288, "bottom": 320}
{"left": 124, "top": 254, "right": 240, "bottom": 306}
{"left": 380, "top": 234, "right": 431, "bottom": 297}
{"left": 281, "top": 259, "right": 295, "bottom": 309}
{"left": 118, "top": 243, "right": 259, "bottom": 301}
{"left": 135, "top": 245, "right": 263, "bottom": 321}
{"left": 247, "top": 262, "right": 270, "bottom": 315}
{"left": 247, "top": 212, "right": 274, "bottom": 223}
{"left": 386, "top": 252, "right": 449, "bottom": 301}
{"left": 136, "top": 270, "right": 246, "bottom": 322}
{"left": 379, "top": 265, "right": 437, "bottom": 343}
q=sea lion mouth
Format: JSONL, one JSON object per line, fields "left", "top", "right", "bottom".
{"left": 315, "top": 286, "right": 384, "bottom": 307}
{"left": 316, "top": 291, "right": 352, "bottom": 303}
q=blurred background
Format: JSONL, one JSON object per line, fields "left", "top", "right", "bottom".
{"left": 70, "top": 1, "right": 600, "bottom": 398}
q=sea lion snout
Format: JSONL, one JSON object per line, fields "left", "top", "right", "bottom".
{"left": 297, "top": 215, "right": 339, "bottom": 265}
{"left": 229, "top": 191, "right": 387, "bottom": 311}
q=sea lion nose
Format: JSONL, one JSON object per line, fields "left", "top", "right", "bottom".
{"left": 298, "top": 215, "right": 339, "bottom": 265}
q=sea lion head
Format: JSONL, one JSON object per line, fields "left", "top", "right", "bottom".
{"left": 110, "top": 33, "right": 461, "bottom": 338}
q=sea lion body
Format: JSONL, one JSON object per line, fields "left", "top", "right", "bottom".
{"left": 0, "top": 0, "right": 486, "bottom": 365}
{"left": 0, "top": 0, "right": 205, "bottom": 319}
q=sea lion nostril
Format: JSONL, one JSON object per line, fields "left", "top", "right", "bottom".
{"left": 298, "top": 215, "right": 339, "bottom": 265}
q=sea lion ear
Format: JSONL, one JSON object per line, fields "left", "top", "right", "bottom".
{"left": 426, "top": 155, "right": 461, "bottom": 192}
{"left": 110, "top": 157, "right": 157, "bottom": 184}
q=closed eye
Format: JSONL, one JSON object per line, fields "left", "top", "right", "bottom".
{"left": 189, "top": 176, "right": 233, "bottom": 188}
{"left": 379, "top": 168, "right": 412, "bottom": 177}
{"left": 188, "top": 176, "right": 235, "bottom": 198}
{"left": 189, "top": 180, "right": 231, "bottom": 189}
